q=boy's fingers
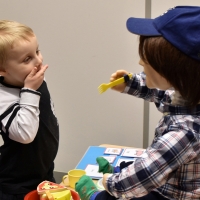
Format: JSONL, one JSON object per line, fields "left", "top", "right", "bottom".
{"left": 37, "top": 65, "right": 48, "bottom": 75}
{"left": 28, "top": 67, "right": 38, "bottom": 77}
{"left": 31, "top": 65, "right": 48, "bottom": 77}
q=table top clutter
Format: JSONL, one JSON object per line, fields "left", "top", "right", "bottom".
{"left": 24, "top": 144, "right": 143, "bottom": 200}
{"left": 24, "top": 183, "right": 80, "bottom": 200}
{"left": 61, "top": 144, "right": 145, "bottom": 189}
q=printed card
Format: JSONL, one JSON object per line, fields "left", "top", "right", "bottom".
{"left": 115, "top": 158, "right": 136, "bottom": 167}
{"left": 104, "top": 148, "right": 122, "bottom": 155}
{"left": 85, "top": 164, "right": 103, "bottom": 178}
{"left": 101, "top": 156, "right": 116, "bottom": 164}
{"left": 121, "top": 148, "right": 145, "bottom": 157}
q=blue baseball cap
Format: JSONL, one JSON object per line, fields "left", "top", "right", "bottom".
{"left": 126, "top": 6, "right": 200, "bottom": 61}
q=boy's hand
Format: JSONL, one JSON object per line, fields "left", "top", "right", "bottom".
{"left": 110, "top": 70, "right": 129, "bottom": 92}
{"left": 24, "top": 65, "right": 48, "bottom": 90}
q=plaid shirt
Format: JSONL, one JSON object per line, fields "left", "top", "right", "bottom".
{"left": 106, "top": 72, "right": 200, "bottom": 200}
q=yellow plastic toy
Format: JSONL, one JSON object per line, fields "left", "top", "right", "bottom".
{"left": 40, "top": 190, "right": 71, "bottom": 200}
{"left": 98, "top": 73, "right": 133, "bottom": 94}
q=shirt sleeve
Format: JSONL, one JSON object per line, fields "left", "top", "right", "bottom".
{"left": 124, "top": 72, "right": 166, "bottom": 103}
{"left": 105, "top": 129, "right": 198, "bottom": 199}
{"left": 1, "top": 88, "right": 41, "bottom": 144}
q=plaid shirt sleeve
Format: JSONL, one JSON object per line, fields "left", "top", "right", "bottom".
{"left": 123, "top": 72, "right": 166, "bottom": 103}
{"left": 105, "top": 73, "right": 200, "bottom": 199}
{"left": 106, "top": 129, "right": 199, "bottom": 199}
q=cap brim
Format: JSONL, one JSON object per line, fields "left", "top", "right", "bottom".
{"left": 126, "top": 17, "right": 161, "bottom": 36}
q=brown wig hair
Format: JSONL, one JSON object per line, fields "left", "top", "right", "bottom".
{"left": 139, "top": 36, "right": 200, "bottom": 107}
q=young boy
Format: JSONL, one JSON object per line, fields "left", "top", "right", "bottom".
{"left": 75, "top": 6, "right": 200, "bottom": 200}
{"left": 0, "top": 20, "right": 59, "bottom": 200}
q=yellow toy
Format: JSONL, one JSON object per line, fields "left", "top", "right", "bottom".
{"left": 98, "top": 73, "right": 132, "bottom": 94}
{"left": 37, "top": 181, "right": 72, "bottom": 200}
{"left": 40, "top": 190, "right": 71, "bottom": 200}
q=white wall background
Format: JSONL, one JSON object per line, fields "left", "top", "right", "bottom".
{"left": 0, "top": 0, "right": 200, "bottom": 174}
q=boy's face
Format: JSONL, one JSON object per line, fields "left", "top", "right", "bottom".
{"left": 0, "top": 35, "right": 43, "bottom": 87}
{"left": 139, "top": 58, "right": 171, "bottom": 90}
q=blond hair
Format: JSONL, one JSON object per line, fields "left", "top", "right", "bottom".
{"left": 0, "top": 20, "right": 34, "bottom": 65}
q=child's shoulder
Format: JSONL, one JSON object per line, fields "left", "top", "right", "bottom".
{"left": 0, "top": 84, "right": 20, "bottom": 114}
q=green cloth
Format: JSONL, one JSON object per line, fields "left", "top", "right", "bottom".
{"left": 96, "top": 157, "right": 114, "bottom": 174}
{"left": 75, "top": 175, "right": 98, "bottom": 200}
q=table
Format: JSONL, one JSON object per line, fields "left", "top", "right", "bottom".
{"left": 99, "top": 144, "right": 144, "bottom": 149}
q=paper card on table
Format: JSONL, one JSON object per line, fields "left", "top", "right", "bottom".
{"left": 101, "top": 156, "right": 116, "bottom": 164}
{"left": 115, "top": 158, "right": 136, "bottom": 167}
{"left": 121, "top": 148, "right": 145, "bottom": 157}
{"left": 85, "top": 164, "right": 103, "bottom": 178}
{"left": 104, "top": 148, "right": 122, "bottom": 155}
